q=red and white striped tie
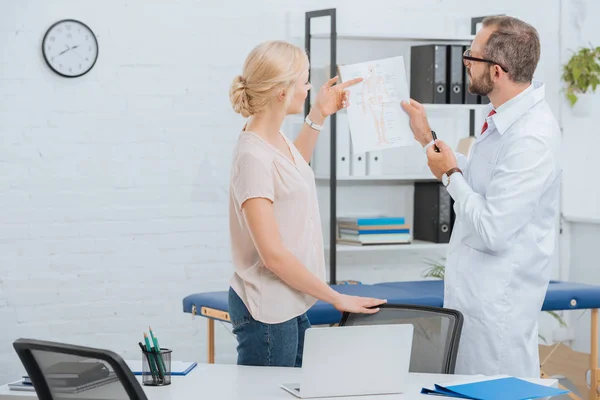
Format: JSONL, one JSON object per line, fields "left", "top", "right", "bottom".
{"left": 481, "top": 109, "right": 496, "bottom": 135}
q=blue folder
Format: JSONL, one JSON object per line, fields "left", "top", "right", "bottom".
{"left": 421, "top": 376, "right": 569, "bottom": 399}
{"left": 129, "top": 360, "right": 197, "bottom": 376}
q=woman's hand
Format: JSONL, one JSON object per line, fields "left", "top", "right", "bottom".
{"left": 332, "top": 293, "right": 387, "bottom": 314}
{"left": 314, "top": 76, "right": 363, "bottom": 117}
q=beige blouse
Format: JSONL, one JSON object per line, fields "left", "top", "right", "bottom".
{"left": 228, "top": 129, "right": 326, "bottom": 324}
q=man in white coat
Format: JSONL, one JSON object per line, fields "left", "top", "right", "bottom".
{"left": 402, "top": 16, "right": 561, "bottom": 378}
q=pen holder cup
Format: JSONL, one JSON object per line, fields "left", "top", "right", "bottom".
{"left": 141, "top": 348, "right": 172, "bottom": 386}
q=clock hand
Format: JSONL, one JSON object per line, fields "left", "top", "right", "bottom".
{"left": 56, "top": 44, "right": 72, "bottom": 56}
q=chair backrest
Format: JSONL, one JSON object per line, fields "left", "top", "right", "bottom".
{"left": 13, "top": 338, "right": 147, "bottom": 400}
{"left": 339, "top": 303, "right": 463, "bottom": 374}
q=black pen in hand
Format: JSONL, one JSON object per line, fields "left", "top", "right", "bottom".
{"left": 431, "top": 131, "right": 440, "bottom": 152}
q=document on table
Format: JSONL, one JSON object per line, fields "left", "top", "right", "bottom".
{"left": 338, "top": 56, "right": 414, "bottom": 154}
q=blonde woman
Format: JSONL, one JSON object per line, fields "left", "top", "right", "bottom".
{"left": 227, "top": 40, "right": 387, "bottom": 367}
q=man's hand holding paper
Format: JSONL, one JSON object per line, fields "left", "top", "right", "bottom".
{"left": 338, "top": 56, "right": 415, "bottom": 154}
{"left": 400, "top": 98, "right": 432, "bottom": 146}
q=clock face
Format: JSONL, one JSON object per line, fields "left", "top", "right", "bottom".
{"left": 42, "top": 19, "right": 98, "bottom": 78}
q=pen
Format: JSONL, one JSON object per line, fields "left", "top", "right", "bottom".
{"left": 431, "top": 131, "right": 440, "bottom": 152}
{"left": 139, "top": 341, "right": 158, "bottom": 382}
{"left": 149, "top": 327, "right": 166, "bottom": 376}
{"left": 143, "top": 333, "right": 162, "bottom": 382}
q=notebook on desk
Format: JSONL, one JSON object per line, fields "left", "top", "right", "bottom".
{"left": 421, "top": 376, "right": 569, "bottom": 399}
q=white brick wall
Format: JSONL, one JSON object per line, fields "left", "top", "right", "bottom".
{"left": 0, "top": 0, "right": 574, "bottom": 385}
{"left": 0, "top": 0, "right": 287, "bottom": 382}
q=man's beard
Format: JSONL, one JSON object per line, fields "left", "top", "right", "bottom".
{"left": 468, "top": 66, "right": 494, "bottom": 97}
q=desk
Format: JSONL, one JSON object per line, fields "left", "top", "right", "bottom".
{"left": 0, "top": 363, "right": 558, "bottom": 400}
{"left": 182, "top": 280, "right": 600, "bottom": 400}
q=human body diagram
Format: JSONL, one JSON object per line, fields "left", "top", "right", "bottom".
{"left": 339, "top": 55, "right": 413, "bottom": 154}
{"left": 361, "top": 64, "right": 392, "bottom": 145}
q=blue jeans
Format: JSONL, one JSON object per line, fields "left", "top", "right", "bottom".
{"left": 228, "top": 287, "right": 311, "bottom": 367}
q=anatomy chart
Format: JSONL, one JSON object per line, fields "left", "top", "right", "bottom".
{"left": 338, "top": 56, "right": 414, "bottom": 154}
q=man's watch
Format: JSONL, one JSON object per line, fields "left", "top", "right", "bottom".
{"left": 442, "top": 167, "right": 462, "bottom": 187}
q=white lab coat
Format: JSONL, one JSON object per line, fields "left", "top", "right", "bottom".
{"left": 443, "top": 81, "right": 562, "bottom": 378}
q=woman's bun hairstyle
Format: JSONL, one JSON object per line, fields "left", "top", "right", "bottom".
{"left": 230, "top": 40, "right": 308, "bottom": 117}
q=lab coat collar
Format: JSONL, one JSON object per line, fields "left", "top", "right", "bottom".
{"left": 490, "top": 80, "right": 545, "bottom": 135}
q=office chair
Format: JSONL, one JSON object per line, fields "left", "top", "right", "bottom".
{"left": 339, "top": 303, "right": 463, "bottom": 374}
{"left": 13, "top": 338, "right": 148, "bottom": 400}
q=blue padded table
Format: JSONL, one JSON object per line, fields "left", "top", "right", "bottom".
{"left": 375, "top": 279, "right": 600, "bottom": 312}
{"left": 183, "top": 280, "right": 600, "bottom": 399}
{"left": 182, "top": 283, "right": 442, "bottom": 363}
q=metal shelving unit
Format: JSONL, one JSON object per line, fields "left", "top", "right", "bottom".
{"left": 304, "top": 8, "right": 482, "bottom": 284}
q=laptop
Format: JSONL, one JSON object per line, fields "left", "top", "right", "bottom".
{"left": 281, "top": 324, "right": 413, "bottom": 398}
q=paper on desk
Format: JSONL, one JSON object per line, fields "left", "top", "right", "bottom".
{"left": 338, "top": 56, "right": 414, "bottom": 154}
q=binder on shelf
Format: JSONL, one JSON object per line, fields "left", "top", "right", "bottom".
{"left": 462, "top": 45, "right": 479, "bottom": 104}
{"left": 410, "top": 44, "right": 447, "bottom": 104}
{"left": 366, "top": 150, "right": 383, "bottom": 175}
{"left": 448, "top": 45, "right": 464, "bottom": 104}
{"left": 349, "top": 136, "right": 366, "bottom": 176}
{"left": 413, "top": 182, "right": 455, "bottom": 243}
{"left": 337, "top": 111, "right": 351, "bottom": 177}
{"left": 350, "top": 152, "right": 366, "bottom": 176}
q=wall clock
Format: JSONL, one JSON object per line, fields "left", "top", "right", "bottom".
{"left": 42, "top": 19, "right": 98, "bottom": 78}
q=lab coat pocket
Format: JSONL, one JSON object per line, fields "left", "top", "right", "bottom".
{"left": 460, "top": 245, "right": 514, "bottom": 320}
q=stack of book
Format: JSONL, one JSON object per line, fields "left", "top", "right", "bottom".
{"left": 336, "top": 216, "right": 411, "bottom": 245}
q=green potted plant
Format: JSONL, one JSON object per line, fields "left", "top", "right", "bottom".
{"left": 561, "top": 45, "right": 600, "bottom": 108}
{"left": 422, "top": 258, "right": 567, "bottom": 344}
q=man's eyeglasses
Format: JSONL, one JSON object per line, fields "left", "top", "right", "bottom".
{"left": 463, "top": 49, "right": 509, "bottom": 73}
